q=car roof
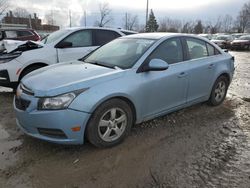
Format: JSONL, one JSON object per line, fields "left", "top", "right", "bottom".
{"left": 0, "top": 28, "right": 34, "bottom": 31}
{"left": 61, "top": 27, "right": 136, "bottom": 33}
{"left": 121, "top": 32, "right": 199, "bottom": 40}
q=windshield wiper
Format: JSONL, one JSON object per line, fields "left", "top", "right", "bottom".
{"left": 85, "top": 60, "right": 116, "bottom": 69}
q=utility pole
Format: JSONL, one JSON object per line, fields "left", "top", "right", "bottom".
{"left": 51, "top": 10, "right": 54, "bottom": 25}
{"left": 84, "top": 10, "right": 87, "bottom": 26}
{"left": 125, "top": 12, "right": 128, "bottom": 30}
{"left": 145, "top": 0, "right": 149, "bottom": 28}
{"left": 69, "top": 10, "right": 72, "bottom": 27}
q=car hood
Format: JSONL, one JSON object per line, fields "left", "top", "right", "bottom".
{"left": 0, "top": 40, "right": 44, "bottom": 53}
{"left": 211, "top": 40, "right": 226, "bottom": 43}
{"left": 232, "top": 39, "right": 249, "bottom": 43}
{"left": 22, "top": 61, "right": 124, "bottom": 97}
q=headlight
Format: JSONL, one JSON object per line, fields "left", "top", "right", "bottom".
{"left": 0, "top": 53, "right": 21, "bottom": 64}
{"left": 38, "top": 93, "right": 76, "bottom": 110}
{"left": 0, "top": 58, "right": 13, "bottom": 64}
{"left": 38, "top": 88, "right": 88, "bottom": 110}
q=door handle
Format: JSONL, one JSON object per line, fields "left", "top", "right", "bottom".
{"left": 178, "top": 72, "right": 187, "bottom": 78}
{"left": 208, "top": 64, "right": 214, "bottom": 69}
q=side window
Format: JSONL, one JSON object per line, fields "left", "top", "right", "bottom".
{"left": 5, "top": 30, "right": 18, "bottom": 38}
{"left": 207, "top": 43, "right": 215, "bottom": 56}
{"left": 62, "top": 30, "right": 92, "bottom": 47}
{"left": 148, "top": 38, "right": 183, "bottom": 64}
{"left": 206, "top": 43, "right": 221, "bottom": 56}
{"left": 17, "top": 30, "right": 33, "bottom": 37}
{"left": 186, "top": 38, "right": 208, "bottom": 59}
{"left": 94, "top": 30, "right": 121, "bottom": 46}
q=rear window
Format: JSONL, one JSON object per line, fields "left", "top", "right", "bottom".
{"left": 17, "top": 30, "right": 34, "bottom": 37}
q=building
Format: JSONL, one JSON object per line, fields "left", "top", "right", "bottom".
{"left": 1, "top": 11, "right": 59, "bottom": 32}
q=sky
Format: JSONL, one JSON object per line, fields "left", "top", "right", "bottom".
{"left": 7, "top": 0, "right": 250, "bottom": 28}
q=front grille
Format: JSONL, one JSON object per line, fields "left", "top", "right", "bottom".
{"left": 15, "top": 97, "right": 30, "bottom": 111}
{"left": 37, "top": 128, "right": 67, "bottom": 139}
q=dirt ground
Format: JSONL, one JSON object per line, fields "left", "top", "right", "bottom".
{"left": 0, "top": 51, "right": 250, "bottom": 188}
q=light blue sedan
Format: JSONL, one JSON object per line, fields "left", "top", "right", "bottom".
{"left": 14, "top": 33, "right": 235, "bottom": 147}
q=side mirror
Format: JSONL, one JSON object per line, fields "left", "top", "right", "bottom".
{"left": 55, "top": 41, "right": 73, "bottom": 48}
{"left": 140, "top": 59, "right": 169, "bottom": 72}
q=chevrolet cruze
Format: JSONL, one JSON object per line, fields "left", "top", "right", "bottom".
{"left": 14, "top": 33, "right": 235, "bottom": 147}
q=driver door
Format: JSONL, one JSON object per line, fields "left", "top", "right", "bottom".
{"left": 138, "top": 38, "right": 189, "bottom": 118}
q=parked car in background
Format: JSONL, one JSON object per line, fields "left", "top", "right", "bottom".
{"left": 231, "top": 33, "right": 246, "bottom": 39}
{"left": 211, "top": 35, "right": 234, "bottom": 49}
{"left": 14, "top": 33, "right": 235, "bottom": 147}
{"left": 0, "top": 28, "right": 41, "bottom": 41}
{"left": 0, "top": 27, "right": 135, "bottom": 89}
{"left": 198, "top": 33, "right": 213, "bottom": 40}
{"left": 231, "top": 35, "right": 250, "bottom": 50}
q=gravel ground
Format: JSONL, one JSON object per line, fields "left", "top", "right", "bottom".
{"left": 0, "top": 51, "right": 250, "bottom": 188}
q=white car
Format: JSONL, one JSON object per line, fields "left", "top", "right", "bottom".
{"left": 0, "top": 27, "right": 136, "bottom": 89}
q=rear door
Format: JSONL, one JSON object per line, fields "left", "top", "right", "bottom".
{"left": 184, "top": 37, "right": 220, "bottom": 102}
{"left": 57, "top": 29, "right": 97, "bottom": 62}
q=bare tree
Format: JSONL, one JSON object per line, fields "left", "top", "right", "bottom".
{"left": 123, "top": 13, "right": 138, "bottom": 30}
{"left": 13, "top": 7, "right": 30, "bottom": 18}
{"left": 181, "top": 21, "right": 195, "bottom": 33}
{"left": 95, "top": 2, "right": 112, "bottom": 27}
{"left": 205, "top": 16, "right": 223, "bottom": 34}
{"left": 0, "top": 0, "right": 8, "bottom": 16}
{"left": 235, "top": 2, "right": 250, "bottom": 33}
{"left": 158, "top": 17, "right": 182, "bottom": 32}
{"left": 44, "top": 11, "right": 55, "bottom": 25}
{"left": 221, "top": 14, "right": 234, "bottom": 33}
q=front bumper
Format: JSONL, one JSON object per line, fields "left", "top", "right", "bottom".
{"left": 14, "top": 95, "right": 91, "bottom": 145}
{"left": 0, "top": 69, "right": 18, "bottom": 88}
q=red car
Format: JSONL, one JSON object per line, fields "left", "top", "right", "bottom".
{"left": 0, "top": 28, "right": 41, "bottom": 41}
{"left": 231, "top": 35, "right": 250, "bottom": 50}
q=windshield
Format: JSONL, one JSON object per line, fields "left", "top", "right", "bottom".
{"left": 83, "top": 38, "right": 155, "bottom": 69}
{"left": 42, "top": 29, "right": 71, "bottom": 44}
{"left": 238, "top": 36, "right": 250, "bottom": 40}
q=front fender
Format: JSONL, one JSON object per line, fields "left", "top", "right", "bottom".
{"left": 69, "top": 85, "right": 141, "bottom": 122}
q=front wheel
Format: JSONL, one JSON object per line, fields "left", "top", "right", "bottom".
{"left": 86, "top": 99, "right": 133, "bottom": 148}
{"left": 208, "top": 76, "right": 229, "bottom": 106}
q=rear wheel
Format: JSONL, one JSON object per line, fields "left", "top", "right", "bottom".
{"left": 86, "top": 99, "right": 133, "bottom": 148}
{"left": 208, "top": 76, "right": 229, "bottom": 106}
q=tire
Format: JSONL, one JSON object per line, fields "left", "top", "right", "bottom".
{"left": 208, "top": 76, "right": 229, "bottom": 106}
{"left": 19, "top": 64, "right": 45, "bottom": 81}
{"left": 86, "top": 99, "right": 133, "bottom": 148}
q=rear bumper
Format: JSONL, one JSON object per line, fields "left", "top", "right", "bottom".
{"left": 0, "top": 69, "right": 18, "bottom": 88}
{"left": 231, "top": 44, "right": 249, "bottom": 50}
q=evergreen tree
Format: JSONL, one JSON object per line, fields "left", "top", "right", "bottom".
{"left": 194, "top": 20, "right": 203, "bottom": 34}
{"left": 146, "top": 9, "right": 159, "bottom": 32}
